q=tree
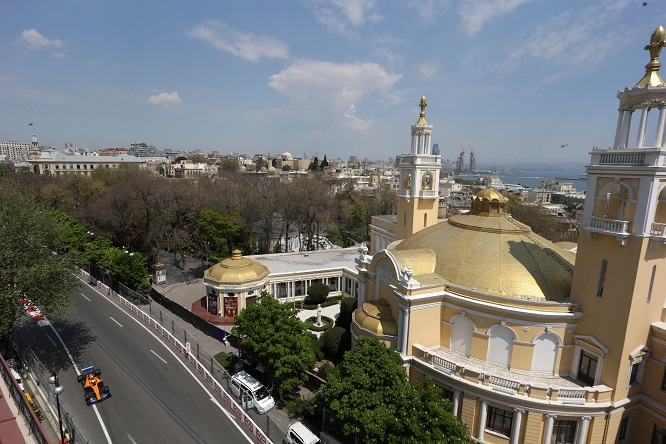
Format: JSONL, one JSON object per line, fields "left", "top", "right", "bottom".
{"left": 232, "top": 293, "right": 315, "bottom": 397}
{"left": 306, "top": 282, "right": 330, "bottom": 304}
{"left": 318, "top": 337, "right": 471, "bottom": 443}
{"left": 320, "top": 155, "right": 329, "bottom": 170}
{"left": 335, "top": 297, "right": 357, "bottom": 330}
{"left": 321, "top": 326, "right": 348, "bottom": 358}
{"left": 195, "top": 208, "right": 248, "bottom": 255}
{"left": 309, "top": 157, "right": 319, "bottom": 171}
{"left": 0, "top": 182, "right": 78, "bottom": 345}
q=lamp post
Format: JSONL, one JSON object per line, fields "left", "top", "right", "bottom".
{"left": 48, "top": 370, "right": 66, "bottom": 444}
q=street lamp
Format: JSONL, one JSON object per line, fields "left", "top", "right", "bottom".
{"left": 48, "top": 370, "right": 66, "bottom": 444}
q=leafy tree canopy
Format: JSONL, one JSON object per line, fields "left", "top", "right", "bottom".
{"left": 0, "top": 182, "right": 78, "bottom": 343}
{"left": 318, "top": 337, "right": 471, "bottom": 443}
{"left": 306, "top": 282, "right": 330, "bottom": 304}
{"left": 195, "top": 208, "right": 248, "bottom": 254}
{"left": 232, "top": 293, "right": 315, "bottom": 395}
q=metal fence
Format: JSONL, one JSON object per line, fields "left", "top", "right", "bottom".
{"left": 12, "top": 340, "right": 93, "bottom": 444}
{"left": 0, "top": 354, "right": 51, "bottom": 444}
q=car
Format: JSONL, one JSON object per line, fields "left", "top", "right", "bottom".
{"left": 285, "top": 421, "right": 321, "bottom": 444}
{"left": 77, "top": 366, "right": 111, "bottom": 405}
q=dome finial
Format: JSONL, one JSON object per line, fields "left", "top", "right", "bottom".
{"left": 416, "top": 96, "right": 428, "bottom": 125}
{"left": 635, "top": 26, "right": 666, "bottom": 88}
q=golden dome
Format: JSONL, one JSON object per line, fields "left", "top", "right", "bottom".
{"left": 354, "top": 299, "right": 398, "bottom": 336}
{"left": 393, "top": 203, "right": 575, "bottom": 301}
{"left": 415, "top": 96, "right": 429, "bottom": 126}
{"left": 204, "top": 250, "right": 269, "bottom": 285}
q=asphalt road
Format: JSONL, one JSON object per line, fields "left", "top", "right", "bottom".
{"left": 17, "top": 282, "right": 255, "bottom": 444}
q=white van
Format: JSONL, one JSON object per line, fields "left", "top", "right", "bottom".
{"left": 285, "top": 421, "right": 321, "bottom": 444}
{"left": 230, "top": 370, "right": 275, "bottom": 414}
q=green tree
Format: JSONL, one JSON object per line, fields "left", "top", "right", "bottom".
{"left": 219, "top": 157, "right": 239, "bottom": 172}
{"left": 232, "top": 293, "right": 315, "bottom": 397}
{"left": 335, "top": 296, "right": 357, "bottom": 330}
{"left": 195, "top": 208, "right": 248, "bottom": 255}
{"left": 102, "top": 248, "right": 148, "bottom": 290}
{"left": 318, "top": 337, "right": 471, "bottom": 443}
{"left": 0, "top": 182, "right": 78, "bottom": 344}
{"left": 309, "top": 157, "right": 319, "bottom": 171}
{"left": 305, "top": 282, "right": 330, "bottom": 304}
{"left": 320, "top": 155, "right": 329, "bottom": 170}
{"left": 321, "top": 326, "right": 348, "bottom": 358}
{"left": 50, "top": 210, "right": 90, "bottom": 264}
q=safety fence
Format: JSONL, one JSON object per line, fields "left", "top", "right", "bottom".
{"left": 0, "top": 354, "right": 51, "bottom": 444}
{"left": 79, "top": 268, "right": 283, "bottom": 444}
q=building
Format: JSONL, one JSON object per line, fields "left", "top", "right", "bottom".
{"left": 29, "top": 149, "right": 146, "bottom": 176}
{"left": 129, "top": 142, "right": 161, "bottom": 158}
{"left": 350, "top": 26, "right": 666, "bottom": 444}
{"left": 0, "top": 140, "right": 29, "bottom": 162}
{"left": 97, "top": 147, "right": 129, "bottom": 156}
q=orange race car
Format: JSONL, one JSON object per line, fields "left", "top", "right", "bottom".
{"left": 77, "top": 366, "right": 111, "bottom": 406}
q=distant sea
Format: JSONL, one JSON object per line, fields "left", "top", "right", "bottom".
{"left": 456, "top": 168, "right": 588, "bottom": 192}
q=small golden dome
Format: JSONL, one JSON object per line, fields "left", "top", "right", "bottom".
{"left": 354, "top": 299, "right": 398, "bottom": 336}
{"left": 415, "top": 96, "right": 429, "bottom": 126}
{"left": 470, "top": 187, "right": 508, "bottom": 216}
{"left": 204, "top": 250, "right": 269, "bottom": 285}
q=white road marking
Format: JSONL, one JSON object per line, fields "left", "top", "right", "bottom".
{"left": 44, "top": 333, "right": 57, "bottom": 346}
{"left": 47, "top": 322, "right": 113, "bottom": 444}
{"left": 127, "top": 434, "right": 138, "bottom": 444}
{"left": 82, "top": 281, "right": 253, "bottom": 443}
{"left": 80, "top": 293, "right": 91, "bottom": 301}
{"left": 109, "top": 317, "right": 123, "bottom": 328}
{"left": 150, "top": 349, "right": 167, "bottom": 364}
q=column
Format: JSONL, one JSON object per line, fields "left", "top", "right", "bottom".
{"left": 613, "top": 109, "right": 624, "bottom": 147}
{"left": 576, "top": 416, "right": 591, "bottom": 444}
{"left": 358, "top": 278, "right": 365, "bottom": 306}
{"left": 477, "top": 399, "right": 488, "bottom": 441}
{"left": 542, "top": 414, "right": 556, "bottom": 444}
{"left": 621, "top": 110, "right": 633, "bottom": 148}
{"left": 510, "top": 409, "right": 524, "bottom": 444}
{"left": 452, "top": 390, "right": 461, "bottom": 417}
{"left": 400, "top": 306, "right": 410, "bottom": 355}
{"left": 635, "top": 106, "right": 649, "bottom": 148}
{"left": 654, "top": 107, "right": 666, "bottom": 147}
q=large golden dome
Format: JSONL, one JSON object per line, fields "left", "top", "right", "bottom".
{"left": 393, "top": 189, "right": 575, "bottom": 301}
{"left": 354, "top": 299, "right": 398, "bottom": 336}
{"left": 204, "top": 250, "right": 269, "bottom": 285}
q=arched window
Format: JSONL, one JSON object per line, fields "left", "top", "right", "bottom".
{"left": 531, "top": 332, "right": 561, "bottom": 373}
{"left": 450, "top": 315, "right": 474, "bottom": 357}
{"left": 487, "top": 325, "right": 515, "bottom": 368}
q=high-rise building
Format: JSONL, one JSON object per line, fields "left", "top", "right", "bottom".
{"left": 432, "top": 143, "right": 440, "bottom": 155}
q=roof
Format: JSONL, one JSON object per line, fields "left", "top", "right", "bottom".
{"left": 354, "top": 299, "right": 398, "bottom": 336}
{"left": 392, "top": 188, "right": 575, "bottom": 301}
{"left": 204, "top": 250, "right": 269, "bottom": 285}
{"left": 247, "top": 247, "right": 359, "bottom": 275}
{"left": 34, "top": 150, "right": 145, "bottom": 164}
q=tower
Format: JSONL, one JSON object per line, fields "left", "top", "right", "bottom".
{"left": 395, "top": 97, "right": 441, "bottom": 241}
{"left": 457, "top": 148, "right": 465, "bottom": 173}
{"left": 469, "top": 149, "right": 476, "bottom": 172}
{"left": 571, "top": 26, "right": 666, "bottom": 402}
{"left": 30, "top": 129, "right": 40, "bottom": 159}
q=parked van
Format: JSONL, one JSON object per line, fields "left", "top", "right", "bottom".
{"left": 285, "top": 421, "right": 321, "bottom": 444}
{"left": 230, "top": 370, "right": 275, "bottom": 414}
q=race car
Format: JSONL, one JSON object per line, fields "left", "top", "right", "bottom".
{"left": 77, "top": 366, "right": 111, "bottom": 405}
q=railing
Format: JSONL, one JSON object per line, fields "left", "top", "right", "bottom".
{"left": 432, "top": 355, "right": 456, "bottom": 374}
{"left": 557, "top": 389, "right": 586, "bottom": 400}
{"left": 419, "top": 189, "right": 438, "bottom": 198}
{"left": 589, "top": 216, "right": 630, "bottom": 234}
{"left": 489, "top": 375, "right": 520, "bottom": 393}
{"left": 397, "top": 190, "right": 411, "bottom": 199}
{"left": 599, "top": 152, "right": 645, "bottom": 165}
{"left": 651, "top": 222, "right": 666, "bottom": 238}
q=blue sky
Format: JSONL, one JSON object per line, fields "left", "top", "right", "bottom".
{"left": 2, "top": 0, "right": 665, "bottom": 165}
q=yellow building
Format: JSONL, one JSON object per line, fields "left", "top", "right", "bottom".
{"left": 354, "top": 27, "right": 666, "bottom": 444}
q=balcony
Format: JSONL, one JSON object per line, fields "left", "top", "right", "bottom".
{"left": 599, "top": 152, "right": 645, "bottom": 165}
{"left": 650, "top": 222, "right": 666, "bottom": 248}
{"left": 419, "top": 189, "right": 438, "bottom": 199}
{"left": 414, "top": 345, "right": 613, "bottom": 406}
{"left": 586, "top": 216, "right": 630, "bottom": 246}
{"left": 397, "top": 190, "right": 411, "bottom": 200}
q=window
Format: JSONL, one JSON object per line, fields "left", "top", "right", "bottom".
{"left": 577, "top": 350, "right": 598, "bottom": 386}
{"left": 596, "top": 260, "right": 607, "bottom": 297}
{"left": 403, "top": 211, "right": 407, "bottom": 226}
{"left": 629, "top": 362, "right": 640, "bottom": 385}
{"left": 648, "top": 265, "right": 656, "bottom": 303}
{"left": 441, "top": 387, "right": 453, "bottom": 401}
{"left": 652, "top": 425, "right": 666, "bottom": 444}
{"left": 619, "top": 417, "right": 629, "bottom": 441}
{"left": 424, "top": 213, "right": 427, "bottom": 227}
{"left": 551, "top": 420, "right": 577, "bottom": 444}
{"left": 486, "top": 406, "right": 513, "bottom": 437}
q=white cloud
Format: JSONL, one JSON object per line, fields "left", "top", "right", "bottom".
{"left": 52, "top": 52, "right": 65, "bottom": 59}
{"left": 187, "top": 21, "right": 289, "bottom": 61}
{"left": 308, "top": 0, "right": 383, "bottom": 36}
{"left": 15, "top": 29, "right": 65, "bottom": 50}
{"left": 458, "top": 0, "right": 532, "bottom": 36}
{"left": 268, "top": 59, "right": 401, "bottom": 129}
{"left": 503, "top": 1, "right": 633, "bottom": 85}
{"left": 147, "top": 91, "right": 183, "bottom": 105}
{"left": 418, "top": 62, "right": 437, "bottom": 79}
{"left": 405, "top": 0, "right": 447, "bottom": 25}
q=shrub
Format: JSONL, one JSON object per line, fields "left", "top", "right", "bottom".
{"left": 305, "top": 282, "right": 330, "bottom": 305}
{"left": 335, "top": 296, "right": 357, "bottom": 329}
{"left": 322, "top": 326, "right": 348, "bottom": 357}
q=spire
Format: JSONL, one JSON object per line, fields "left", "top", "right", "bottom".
{"left": 635, "top": 25, "right": 666, "bottom": 88}
{"left": 415, "top": 96, "right": 428, "bottom": 126}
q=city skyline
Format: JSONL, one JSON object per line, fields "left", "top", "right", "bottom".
{"left": 1, "top": 0, "right": 664, "bottom": 163}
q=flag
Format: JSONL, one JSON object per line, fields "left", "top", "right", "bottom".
{"left": 28, "top": 123, "right": 33, "bottom": 126}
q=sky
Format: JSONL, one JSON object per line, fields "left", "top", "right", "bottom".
{"left": 2, "top": 0, "right": 665, "bottom": 165}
